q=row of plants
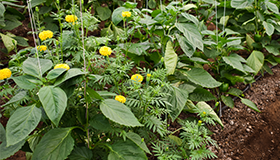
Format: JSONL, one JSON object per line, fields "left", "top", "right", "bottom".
{"left": 0, "top": 0, "right": 280, "bottom": 159}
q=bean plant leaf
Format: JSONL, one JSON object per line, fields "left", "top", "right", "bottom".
{"left": 189, "top": 88, "right": 217, "bottom": 102}
{"left": 183, "top": 4, "right": 197, "bottom": 11}
{"left": 68, "top": 146, "right": 93, "bottom": 160}
{"left": 6, "top": 104, "right": 41, "bottom": 146}
{"left": 247, "top": 50, "right": 264, "bottom": 75}
{"left": 263, "top": 21, "right": 274, "bottom": 36}
{"left": 12, "top": 75, "right": 37, "bottom": 90}
{"left": 266, "top": 2, "right": 279, "bottom": 15}
{"left": 0, "top": 123, "right": 26, "bottom": 160}
{"left": 164, "top": 41, "right": 178, "bottom": 75}
{"left": 175, "top": 23, "right": 204, "bottom": 51}
{"left": 181, "top": 13, "right": 199, "bottom": 26}
{"left": 89, "top": 114, "right": 112, "bottom": 131}
{"left": 176, "top": 34, "right": 195, "bottom": 58}
{"left": 96, "top": 6, "right": 111, "bottom": 21}
{"left": 196, "top": 102, "right": 223, "bottom": 128}
{"left": 227, "top": 88, "right": 243, "bottom": 96}
{"left": 111, "top": 7, "right": 129, "bottom": 25}
{"left": 38, "top": 86, "right": 67, "bottom": 127}
{"left": 222, "top": 53, "right": 246, "bottom": 72}
{"left": 30, "top": 0, "right": 47, "bottom": 7}
{"left": 32, "top": 128, "right": 75, "bottom": 160}
{"left": 183, "top": 68, "right": 222, "bottom": 88}
{"left": 46, "top": 68, "right": 67, "bottom": 80}
{"left": 231, "top": 0, "right": 253, "bottom": 9}
{"left": 0, "top": 33, "right": 17, "bottom": 53}
{"left": 54, "top": 68, "right": 87, "bottom": 86}
{"left": 221, "top": 95, "right": 234, "bottom": 108}
{"left": 241, "top": 98, "right": 260, "bottom": 112}
{"left": 100, "top": 99, "right": 143, "bottom": 127}
{"left": 22, "top": 58, "right": 53, "bottom": 78}
{"left": 167, "top": 86, "right": 189, "bottom": 122}
{"left": 108, "top": 139, "right": 147, "bottom": 160}
{"left": 126, "top": 132, "right": 151, "bottom": 154}
{"left": 2, "top": 91, "right": 27, "bottom": 107}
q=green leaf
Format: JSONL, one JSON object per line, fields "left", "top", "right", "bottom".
{"left": 100, "top": 99, "right": 143, "bottom": 127}
{"left": 263, "top": 21, "right": 274, "bottom": 36}
{"left": 12, "top": 75, "right": 38, "bottom": 90}
{"left": 264, "top": 40, "right": 280, "bottom": 56}
{"left": 231, "top": 0, "right": 253, "bottom": 9}
{"left": 221, "top": 95, "right": 234, "bottom": 108}
{"left": 6, "top": 104, "right": 41, "bottom": 146}
{"left": 241, "top": 98, "right": 260, "bottom": 112}
{"left": 38, "top": 86, "right": 67, "bottom": 127}
{"left": 176, "top": 34, "right": 195, "bottom": 57}
{"left": 2, "top": 91, "right": 27, "bottom": 107}
{"left": 181, "top": 13, "right": 199, "bottom": 26}
{"left": 30, "top": 0, "right": 47, "bottom": 7}
{"left": 0, "top": 33, "right": 17, "bottom": 53}
{"left": 112, "top": 7, "right": 129, "bottom": 25}
{"left": 227, "top": 88, "right": 243, "bottom": 96}
{"left": 0, "top": 3, "right": 5, "bottom": 17}
{"left": 220, "top": 16, "right": 229, "bottom": 27}
{"left": 196, "top": 102, "right": 223, "bottom": 128}
{"left": 96, "top": 6, "right": 112, "bottom": 21}
{"left": 148, "top": 0, "right": 156, "bottom": 8}
{"left": 22, "top": 58, "right": 53, "bottom": 78}
{"left": 175, "top": 23, "right": 204, "bottom": 51}
{"left": 32, "top": 128, "right": 75, "bottom": 160}
{"left": 247, "top": 50, "right": 264, "bottom": 75}
{"left": 164, "top": 41, "right": 178, "bottom": 75}
{"left": 13, "top": 36, "right": 29, "bottom": 47}
{"left": 182, "top": 4, "right": 197, "bottom": 11}
{"left": 266, "top": 2, "right": 279, "bottom": 15}
{"left": 189, "top": 88, "right": 217, "bottom": 102}
{"left": 168, "top": 135, "right": 182, "bottom": 146}
{"left": 183, "top": 68, "right": 222, "bottom": 88}
{"left": 0, "top": 123, "right": 26, "bottom": 160}
{"left": 126, "top": 132, "right": 151, "bottom": 154}
{"left": 46, "top": 68, "right": 67, "bottom": 80}
{"left": 246, "top": 34, "right": 254, "bottom": 50}
{"left": 68, "top": 147, "right": 93, "bottom": 160}
{"left": 90, "top": 114, "right": 112, "bottom": 131}
{"left": 222, "top": 53, "right": 246, "bottom": 72}
{"left": 86, "top": 87, "right": 103, "bottom": 101}
{"left": 108, "top": 139, "right": 147, "bottom": 160}
{"left": 167, "top": 86, "right": 189, "bottom": 122}
{"left": 54, "top": 68, "right": 87, "bottom": 86}
{"left": 123, "top": 1, "right": 137, "bottom": 8}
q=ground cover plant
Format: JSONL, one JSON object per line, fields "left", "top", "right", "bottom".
{"left": 0, "top": 0, "right": 279, "bottom": 160}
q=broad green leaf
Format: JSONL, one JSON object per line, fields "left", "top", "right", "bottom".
{"left": 54, "top": 68, "right": 87, "bottom": 86}
{"left": 12, "top": 75, "right": 38, "bottom": 90}
{"left": 46, "top": 68, "right": 67, "bottom": 80}
{"left": 126, "top": 132, "right": 151, "bottom": 154}
{"left": 32, "top": 128, "right": 75, "bottom": 160}
{"left": 222, "top": 53, "right": 246, "bottom": 72}
{"left": 0, "top": 3, "right": 5, "bottom": 17}
{"left": 123, "top": 1, "right": 137, "bottom": 8}
{"left": 90, "top": 114, "right": 112, "bottom": 131}
{"left": 168, "top": 135, "right": 182, "bottom": 146}
{"left": 221, "top": 95, "right": 234, "bottom": 108}
{"left": 263, "top": 21, "right": 274, "bottom": 36}
{"left": 181, "top": 13, "right": 199, "bottom": 26}
{"left": 100, "top": 99, "right": 143, "bottom": 127}
{"left": 167, "top": 86, "right": 189, "bottom": 122}
{"left": 38, "top": 86, "right": 67, "bottom": 127}
{"left": 227, "top": 88, "right": 243, "bottom": 96}
{"left": 68, "top": 147, "right": 93, "bottom": 160}
{"left": 246, "top": 34, "right": 254, "bottom": 50}
{"left": 112, "top": 24, "right": 126, "bottom": 41}
{"left": 30, "top": 0, "right": 47, "bottom": 7}
{"left": 96, "top": 6, "right": 111, "bottom": 21}
{"left": 196, "top": 102, "right": 223, "bottom": 128}
{"left": 6, "top": 104, "right": 41, "bottom": 146}
{"left": 266, "top": 2, "right": 279, "bottom": 15}
{"left": 101, "top": 24, "right": 114, "bottom": 37}
{"left": 108, "top": 139, "right": 147, "bottom": 160}
{"left": 13, "top": 36, "right": 29, "bottom": 47}
{"left": 189, "top": 88, "right": 216, "bottom": 102}
{"left": 0, "top": 33, "right": 17, "bottom": 53}
{"left": 175, "top": 23, "right": 204, "bottom": 51}
{"left": 182, "top": 4, "right": 197, "bottom": 11}
{"left": 220, "top": 16, "right": 229, "bottom": 27}
{"left": 148, "top": 0, "right": 156, "bottom": 8}
{"left": 111, "top": 7, "right": 129, "bottom": 25}
{"left": 2, "top": 91, "right": 27, "bottom": 107}
{"left": 264, "top": 40, "right": 280, "bottom": 56}
{"left": 22, "top": 58, "right": 53, "bottom": 78}
{"left": 183, "top": 68, "right": 222, "bottom": 88}
{"left": 97, "top": 91, "right": 117, "bottom": 97}
{"left": 241, "top": 98, "right": 260, "bottom": 112}
{"left": 231, "top": 0, "right": 253, "bottom": 9}
{"left": 86, "top": 87, "right": 103, "bottom": 101}
{"left": 164, "top": 41, "right": 178, "bottom": 75}
{"left": 247, "top": 50, "right": 264, "bottom": 75}
{"left": 0, "top": 123, "right": 26, "bottom": 160}
{"left": 176, "top": 34, "right": 195, "bottom": 58}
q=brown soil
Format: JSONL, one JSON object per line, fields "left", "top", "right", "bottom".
{"left": 211, "top": 65, "right": 280, "bottom": 160}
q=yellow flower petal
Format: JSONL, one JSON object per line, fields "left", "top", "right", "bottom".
{"left": 99, "top": 46, "right": 112, "bottom": 56}
{"left": 0, "top": 68, "right": 12, "bottom": 80}
{"left": 115, "top": 95, "right": 126, "bottom": 103}
{"left": 54, "top": 64, "right": 70, "bottom": 70}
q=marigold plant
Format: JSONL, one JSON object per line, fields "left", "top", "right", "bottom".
{"left": 99, "top": 46, "right": 112, "bottom": 56}
{"left": 39, "top": 30, "right": 53, "bottom": 41}
{"left": 115, "top": 95, "right": 126, "bottom": 103}
{"left": 0, "top": 68, "right": 12, "bottom": 80}
{"left": 54, "top": 64, "right": 70, "bottom": 70}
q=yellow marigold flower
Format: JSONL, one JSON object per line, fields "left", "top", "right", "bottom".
{"left": 37, "top": 45, "right": 47, "bottom": 52}
{"left": 115, "top": 95, "right": 126, "bottom": 103}
{"left": 131, "top": 74, "right": 143, "bottom": 83}
{"left": 54, "top": 64, "right": 70, "bottom": 70}
{"left": 39, "top": 30, "right": 53, "bottom": 41}
{"left": 99, "top": 46, "right": 112, "bottom": 56}
{"left": 0, "top": 68, "right": 12, "bottom": 80}
{"left": 147, "top": 73, "right": 151, "bottom": 77}
{"left": 122, "top": 11, "right": 131, "bottom": 18}
{"left": 65, "top": 15, "right": 78, "bottom": 23}
{"left": 198, "top": 120, "right": 202, "bottom": 124}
